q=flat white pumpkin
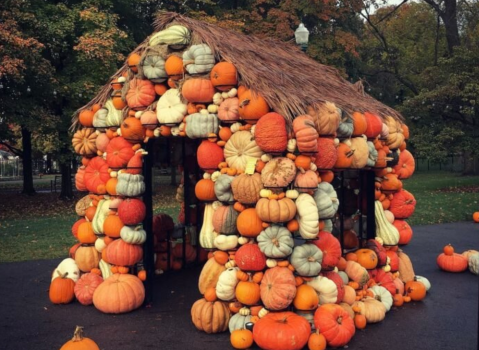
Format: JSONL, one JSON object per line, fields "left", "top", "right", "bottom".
{"left": 369, "top": 285, "right": 393, "bottom": 312}
{"left": 157, "top": 89, "right": 187, "bottom": 124}
{"left": 214, "top": 234, "right": 238, "bottom": 251}
{"left": 306, "top": 275, "right": 338, "bottom": 304}
{"left": 51, "top": 258, "right": 80, "bottom": 283}
{"left": 224, "top": 131, "right": 264, "bottom": 172}
{"left": 290, "top": 244, "right": 323, "bottom": 277}
{"left": 313, "top": 182, "right": 339, "bottom": 219}
{"left": 257, "top": 225, "right": 294, "bottom": 258}
{"left": 120, "top": 225, "right": 147, "bottom": 245}
{"left": 185, "top": 113, "right": 219, "bottom": 139}
{"left": 116, "top": 173, "right": 145, "bottom": 197}
{"left": 141, "top": 55, "right": 167, "bottom": 83}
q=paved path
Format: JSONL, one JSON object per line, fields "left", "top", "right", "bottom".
{"left": 0, "top": 222, "right": 477, "bottom": 350}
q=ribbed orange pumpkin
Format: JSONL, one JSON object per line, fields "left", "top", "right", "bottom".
{"left": 74, "top": 273, "right": 103, "bottom": 306}
{"left": 210, "top": 62, "right": 237, "bottom": 91}
{"left": 238, "top": 87, "right": 270, "bottom": 124}
{"left": 260, "top": 267, "right": 296, "bottom": 311}
{"left": 437, "top": 251, "right": 468, "bottom": 272}
{"left": 126, "top": 78, "right": 156, "bottom": 110}
{"left": 313, "top": 231, "right": 341, "bottom": 270}
{"left": 195, "top": 178, "right": 217, "bottom": 201}
{"left": 50, "top": 271, "right": 76, "bottom": 304}
{"left": 389, "top": 190, "right": 416, "bottom": 219}
{"left": 197, "top": 140, "right": 224, "bottom": 173}
{"left": 237, "top": 208, "right": 263, "bottom": 237}
{"left": 293, "top": 115, "right": 318, "bottom": 153}
{"left": 254, "top": 112, "right": 288, "bottom": 153}
{"left": 182, "top": 78, "right": 215, "bottom": 103}
{"left": 393, "top": 219, "right": 413, "bottom": 245}
{"left": 93, "top": 274, "right": 145, "bottom": 313}
{"left": 106, "top": 137, "right": 135, "bottom": 168}
{"left": 314, "top": 304, "right": 355, "bottom": 347}
{"left": 351, "top": 112, "right": 368, "bottom": 136}
{"left": 121, "top": 117, "right": 145, "bottom": 143}
{"left": 75, "top": 166, "right": 87, "bottom": 192}
{"left": 334, "top": 142, "right": 353, "bottom": 169}
{"left": 393, "top": 149, "right": 415, "bottom": 179}
{"left": 83, "top": 157, "right": 110, "bottom": 194}
{"left": 315, "top": 137, "right": 338, "bottom": 170}
{"left": 364, "top": 112, "right": 383, "bottom": 139}
{"left": 253, "top": 311, "right": 311, "bottom": 350}
{"left": 165, "top": 55, "right": 185, "bottom": 80}
{"left": 105, "top": 239, "right": 143, "bottom": 266}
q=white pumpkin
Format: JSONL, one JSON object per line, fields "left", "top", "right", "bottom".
{"left": 229, "top": 314, "right": 252, "bottom": 333}
{"left": 224, "top": 131, "right": 264, "bottom": 172}
{"left": 116, "top": 173, "right": 145, "bottom": 197}
{"left": 369, "top": 285, "right": 393, "bottom": 312}
{"left": 295, "top": 193, "right": 319, "bottom": 239}
{"left": 51, "top": 258, "right": 80, "bottom": 283}
{"left": 141, "top": 55, "right": 167, "bottom": 82}
{"left": 415, "top": 275, "right": 432, "bottom": 291}
{"left": 257, "top": 226, "right": 294, "bottom": 258}
{"left": 214, "top": 234, "right": 238, "bottom": 251}
{"left": 183, "top": 44, "right": 215, "bottom": 74}
{"left": 149, "top": 25, "right": 190, "bottom": 48}
{"left": 313, "top": 182, "right": 339, "bottom": 219}
{"left": 216, "top": 267, "right": 239, "bottom": 301}
{"left": 120, "top": 225, "right": 147, "bottom": 245}
{"left": 306, "top": 276, "right": 338, "bottom": 304}
{"left": 199, "top": 204, "right": 218, "bottom": 249}
{"left": 290, "top": 244, "right": 323, "bottom": 277}
{"left": 185, "top": 113, "right": 219, "bottom": 139}
{"left": 93, "top": 99, "right": 122, "bottom": 128}
{"left": 468, "top": 253, "right": 479, "bottom": 275}
{"left": 157, "top": 89, "right": 187, "bottom": 124}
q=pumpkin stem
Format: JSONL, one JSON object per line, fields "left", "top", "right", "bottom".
{"left": 57, "top": 270, "right": 69, "bottom": 279}
{"left": 72, "top": 326, "right": 85, "bottom": 342}
{"left": 272, "top": 238, "right": 280, "bottom": 247}
{"left": 298, "top": 167, "right": 306, "bottom": 174}
{"left": 307, "top": 256, "right": 316, "bottom": 262}
{"left": 337, "top": 316, "right": 343, "bottom": 325}
{"left": 239, "top": 99, "right": 250, "bottom": 108}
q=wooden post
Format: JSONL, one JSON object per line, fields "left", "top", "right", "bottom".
{"left": 366, "top": 170, "right": 376, "bottom": 239}
{"left": 142, "top": 139, "right": 154, "bottom": 304}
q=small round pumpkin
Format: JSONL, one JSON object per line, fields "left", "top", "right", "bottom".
{"left": 60, "top": 326, "right": 100, "bottom": 350}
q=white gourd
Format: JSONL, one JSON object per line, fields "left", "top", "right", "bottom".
{"left": 229, "top": 314, "right": 252, "bottom": 333}
{"left": 375, "top": 200, "right": 399, "bottom": 245}
{"left": 116, "top": 173, "right": 145, "bottom": 197}
{"left": 92, "top": 199, "right": 111, "bottom": 235}
{"left": 200, "top": 204, "right": 218, "bottom": 249}
{"left": 369, "top": 285, "right": 393, "bottom": 312}
{"left": 94, "top": 237, "right": 106, "bottom": 253}
{"left": 306, "top": 276, "right": 338, "bottom": 304}
{"left": 216, "top": 267, "right": 239, "bottom": 301}
{"left": 468, "top": 253, "right": 479, "bottom": 275}
{"left": 120, "top": 225, "right": 147, "bottom": 245}
{"left": 51, "top": 258, "right": 80, "bottom": 283}
{"left": 214, "top": 234, "right": 238, "bottom": 251}
{"left": 415, "top": 275, "right": 432, "bottom": 291}
{"left": 295, "top": 193, "right": 319, "bottom": 239}
{"left": 149, "top": 25, "right": 190, "bottom": 48}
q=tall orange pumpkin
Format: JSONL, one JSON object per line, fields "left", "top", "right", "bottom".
{"left": 210, "top": 62, "right": 238, "bottom": 91}
{"left": 238, "top": 87, "right": 270, "bottom": 124}
{"left": 254, "top": 112, "right": 288, "bottom": 153}
{"left": 351, "top": 112, "right": 368, "bottom": 136}
{"left": 165, "top": 55, "right": 185, "bottom": 80}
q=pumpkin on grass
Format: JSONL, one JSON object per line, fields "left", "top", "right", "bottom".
{"left": 60, "top": 326, "right": 100, "bottom": 350}
{"left": 253, "top": 312, "right": 311, "bottom": 350}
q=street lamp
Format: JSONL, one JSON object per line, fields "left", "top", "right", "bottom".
{"left": 295, "top": 23, "right": 309, "bottom": 52}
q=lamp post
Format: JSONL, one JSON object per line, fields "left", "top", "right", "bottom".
{"left": 295, "top": 23, "right": 309, "bottom": 52}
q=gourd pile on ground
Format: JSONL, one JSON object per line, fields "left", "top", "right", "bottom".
{"left": 53, "top": 15, "right": 432, "bottom": 346}
{"left": 437, "top": 244, "right": 478, "bottom": 275}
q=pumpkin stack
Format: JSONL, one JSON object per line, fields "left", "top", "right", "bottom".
{"left": 65, "top": 19, "right": 431, "bottom": 346}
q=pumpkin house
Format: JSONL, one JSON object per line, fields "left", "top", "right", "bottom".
{"left": 60, "top": 11, "right": 426, "bottom": 349}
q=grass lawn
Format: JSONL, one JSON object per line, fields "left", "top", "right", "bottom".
{"left": 0, "top": 171, "right": 477, "bottom": 262}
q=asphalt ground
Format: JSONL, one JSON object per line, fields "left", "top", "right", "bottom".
{"left": 0, "top": 222, "right": 477, "bottom": 350}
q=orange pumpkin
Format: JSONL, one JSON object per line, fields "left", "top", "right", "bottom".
{"left": 210, "top": 62, "right": 238, "bottom": 91}
{"left": 237, "top": 208, "right": 263, "bottom": 237}
{"left": 49, "top": 272, "right": 76, "bottom": 304}
{"left": 254, "top": 112, "right": 288, "bottom": 153}
{"left": 238, "top": 87, "right": 270, "bottom": 124}
{"left": 111, "top": 91, "right": 126, "bottom": 110}
{"left": 182, "top": 78, "right": 215, "bottom": 103}
{"left": 315, "top": 137, "right": 338, "bottom": 170}
{"left": 84, "top": 157, "right": 110, "bottom": 194}
{"left": 334, "top": 142, "right": 354, "bottom": 169}
{"left": 78, "top": 109, "right": 95, "bottom": 127}
{"left": 164, "top": 55, "right": 185, "bottom": 80}
{"left": 195, "top": 179, "right": 217, "bottom": 201}
{"left": 355, "top": 249, "right": 378, "bottom": 270}
{"left": 351, "top": 112, "right": 368, "bottom": 136}
{"left": 126, "top": 78, "right": 156, "bottom": 111}
{"left": 127, "top": 53, "right": 141, "bottom": 73}
{"left": 364, "top": 112, "right": 383, "bottom": 139}
{"left": 121, "top": 117, "right": 145, "bottom": 143}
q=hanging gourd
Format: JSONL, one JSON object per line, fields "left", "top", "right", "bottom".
{"left": 254, "top": 112, "right": 288, "bottom": 153}
{"left": 149, "top": 25, "right": 190, "bottom": 48}
{"left": 307, "top": 101, "right": 340, "bottom": 136}
{"left": 126, "top": 78, "right": 156, "bottom": 111}
{"left": 157, "top": 89, "right": 187, "bottom": 125}
{"left": 182, "top": 78, "right": 216, "bottom": 103}
{"left": 183, "top": 44, "right": 215, "bottom": 75}
{"left": 185, "top": 112, "right": 219, "bottom": 139}
{"left": 224, "top": 131, "right": 264, "bottom": 171}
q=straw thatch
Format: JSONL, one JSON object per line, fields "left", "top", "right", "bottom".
{"left": 72, "top": 11, "right": 402, "bottom": 129}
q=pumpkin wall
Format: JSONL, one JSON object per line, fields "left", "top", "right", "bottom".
{"left": 58, "top": 21, "right": 430, "bottom": 346}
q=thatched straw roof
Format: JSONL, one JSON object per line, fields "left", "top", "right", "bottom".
{"left": 73, "top": 11, "right": 402, "bottom": 128}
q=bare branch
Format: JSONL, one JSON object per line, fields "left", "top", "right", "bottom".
{"left": 0, "top": 141, "right": 23, "bottom": 157}
{"left": 375, "top": 0, "right": 409, "bottom": 24}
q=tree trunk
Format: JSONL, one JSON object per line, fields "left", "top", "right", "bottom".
{"left": 442, "top": 0, "right": 461, "bottom": 54}
{"left": 462, "top": 150, "right": 478, "bottom": 175}
{"left": 59, "top": 160, "right": 73, "bottom": 199}
{"left": 20, "top": 126, "right": 35, "bottom": 195}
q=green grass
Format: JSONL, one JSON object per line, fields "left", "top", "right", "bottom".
{"left": 0, "top": 216, "right": 77, "bottom": 262}
{"left": 404, "top": 171, "right": 479, "bottom": 225}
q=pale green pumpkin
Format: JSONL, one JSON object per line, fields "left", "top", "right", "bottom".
{"left": 116, "top": 173, "right": 145, "bottom": 197}
{"left": 141, "top": 55, "right": 167, "bottom": 83}
{"left": 229, "top": 313, "right": 252, "bottom": 333}
{"left": 183, "top": 44, "right": 215, "bottom": 75}
{"left": 290, "top": 244, "right": 323, "bottom": 277}
{"left": 313, "top": 182, "right": 339, "bottom": 219}
{"left": 93, "top": 99, "right": 122, "bottom": 128}
{"left": 214, "top": 174, "right": 235, "bottom": 203}
{"left": 149, "top": 25, "right": 190, "bottom": 48}
{"left": 257, "top": 225, "right": 294, "bottom": 258}
{"left": 185, "top": 113, "right": 219, "bottom": 139}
